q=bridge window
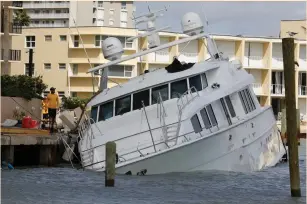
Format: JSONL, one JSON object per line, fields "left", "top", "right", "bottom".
{"left": 191, "top": 114, "right": 202, "bottom": 133}
{"left": 115, "top": 95, "right": 131, "bottom": 116}
{"left": 189, "top": 75, "right": 202, "bottom": 92}
{"left": 171, "top": 79, "right": 188, "bottom": 99}
{"left": 90, "top": 106, "right": 98, "bottom": 123}
{"left": 224, "top": 96, "right": 236, "bottom": 117}
{"left": 206, "top": 104, "right": 218, "bottom": 127}
{"left": 151, "top": 84, "right": 169, "bottom": 105}
{"left": 238, "top": 88, "right": 256, "bottom": 114}
{"left": 200, "top": 108, "right": 212, "bottom": 129}
{"left": 98, "top": 101, "right": 114, "bottom": 121}
{"left": 201, "top": 73, "right": 208, "bottom": 89}
{"left": 133, "top": 89, "right": 149, "bottom": 110}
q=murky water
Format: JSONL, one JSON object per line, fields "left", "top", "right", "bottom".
{"left": 2, "top": 158, "right": 306, "bottom": 204}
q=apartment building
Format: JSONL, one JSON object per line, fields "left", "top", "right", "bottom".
{"left": 10, "top": 26, "right": 307, "bottom": 119}
{"left": 22, "top": 1, "right": 134, "bottom": 28}
{"left": 280, "top": 19, "right": 307, "bottom": 40}
{"left": 0, "top": 1, "right": 23, "bottom": 75}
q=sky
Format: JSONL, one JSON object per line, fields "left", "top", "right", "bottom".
{"left": 133, "top": 1, "right": 306, "bottom": 37}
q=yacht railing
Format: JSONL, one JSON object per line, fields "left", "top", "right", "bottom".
{"left": 177, "top": 86, "right": 200, "bottom": 111}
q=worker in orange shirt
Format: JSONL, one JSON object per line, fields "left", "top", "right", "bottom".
{"left": 41, "top": 98, "right": 49, "bottom": 129}
{"left": 46, "top": 87, "right": 60, "bottom": 133}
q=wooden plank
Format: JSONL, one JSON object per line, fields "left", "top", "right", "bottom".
{"left": 1, "top": 127, "right": 50, "bottom": 136}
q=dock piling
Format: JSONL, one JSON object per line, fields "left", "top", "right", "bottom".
{"left": 282, "top": 37, "right": 301, "bottom": 197}
{"left": 105, "top": 141, "right": 116, "bottom": 187}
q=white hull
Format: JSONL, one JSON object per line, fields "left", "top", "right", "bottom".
{"left": 80, "top": 107, "right": 285, "bottom": 175}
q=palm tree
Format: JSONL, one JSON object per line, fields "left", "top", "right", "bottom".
{"left": 13, "top": 10, "right": 30, "bottom": 26}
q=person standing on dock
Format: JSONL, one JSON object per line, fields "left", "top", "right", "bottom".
{"left": 46, "top": 87, "right": 60, "bottom": 133}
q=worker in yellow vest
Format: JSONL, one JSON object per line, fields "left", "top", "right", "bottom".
{"left": 41, "top": 98, "right": 49, "bottom": 129}
{"left": 46, "top": 87, "right": 60, "bottom": 133}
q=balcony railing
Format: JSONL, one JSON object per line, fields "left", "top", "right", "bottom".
{"left": 28, "top": 13, "right": 70, "bottom": 19}
{"left": 272, "top": 57, "right": 283, "bottom": 68}
{"left": 271, "top": 84, "right": 285, "bottom": 95}
{"left": 23, "top": 2, "right": 69, "bottom": 9}
{"left": 298, "top": 85, "right": 307, "bottom": 96}
{"left": 148, "top": 51, "right": 170, "bottom": 63}
{"left": 252, "top": 83, "right": 262, "bottom": 94}
{"left": 9, "top": 24, "right": 22, "bottom": 34}
{"left": 9, "top": 50, "right": 21, "bottom": 61}
{"left": 12, "top": 1, "right": 23, "bottom": 7}
{"left": 29, "top": 23, "right": 68, "bottom": 28}
{"left": 243, "top": 56, "right": 264, "bottom": 68}
{"left": 178, "top": 52, "right": 198, "bottom": 63}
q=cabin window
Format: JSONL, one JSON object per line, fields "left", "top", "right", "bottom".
{"left": 189, "top": 75, "right": 202, "bottom": 92}
{"left": 201, "top": 73, "right": 208, "bottom": 89}
{"left": 206, "top": 104, "right": 218, "bottom": 127}
{"left": 98, "top": 101, "right": 114, "bottom": 121}
{"left": 200, "top": 108, "right": 212, "bottom": 129}
{"left": 238, "top": 89, "right": 256, "bottom": 114}
{"left": 224, "top": 96, "right": 236, "bottom": 117}
{"left": 220, "top": 98, "right": 232, "bottom": 125}
{"left": 238, "top": 91, "right": 247, "bottom": 114}
{"left": 115, "top": 95, "right": 131, "bottom": 116}
{"left": 133, "top": 89, "right": 150, "bottom": 110}
{"left": 151, "top": 84, "right": 169, "bottom": 105}
{"left": 245, "top": 89, "right": 256, "bottom": 111}
{"left": 191, "top": 114, "right": 202, "bottom": 133}
{"left": 171, "top": 79, "right": 188, "bottom": 99}
{"left": 90, "top": 106, "right": 98, "bottom": 123}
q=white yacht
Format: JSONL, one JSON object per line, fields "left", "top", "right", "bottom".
{"left": 75, "top": 9, "right": 286, "bottom": 175}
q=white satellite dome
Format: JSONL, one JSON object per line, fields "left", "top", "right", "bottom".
{"left": 181, "top": 12, "right": 204, "bottom": 36}
{"left": 101, "top": 37, "right": 124, "bottom": 61}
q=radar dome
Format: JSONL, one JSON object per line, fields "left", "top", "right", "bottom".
{"left": 101, "top": 37, "right": 124, "bottom": 61}
{"left": 181, "top": 12, "right": 203, "bottom": 36}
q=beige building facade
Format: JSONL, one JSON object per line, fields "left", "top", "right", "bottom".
{"left": 9, "top": 24, "right": 307, "bottom": 119}
{"left": 0, "top": 1, "right": 23, "bottom": 75}
{"left": 22, "top": 1, "right": 135, "bottom": 28}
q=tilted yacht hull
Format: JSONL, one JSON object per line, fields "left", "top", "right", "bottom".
{"left": 81, "top": 107, "right": 285, "bottom": 175}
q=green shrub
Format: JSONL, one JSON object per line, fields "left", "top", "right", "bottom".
{"left": 1, "top": 75, "right": 48, "bottom": 100}
{"left": 61, "top": 96, "right": 89, "bottom": 110}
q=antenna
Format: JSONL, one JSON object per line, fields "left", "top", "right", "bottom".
{"left": 128, "top": 5, "right": 170, "bottom": 49}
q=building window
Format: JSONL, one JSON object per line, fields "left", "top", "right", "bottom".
{"left": 57, "top": 91, "right": 65, "bottom": 98}
{"left": 120, "top": 21, "right": 127, "bottom": 28}
{"left": 108, "top": 65, "right": 132, "bottom": 77}
{"left": 26, "top": 36, "right": 35, "bottom": 48}
{"left": 71, "top": 92, "right": 77, "bottom": 97}
{"left": 59, "top": 63, "right": 66, "bottom": 69}
{"left": 121, "top": 2, "right": 126, "bottom": 9}
{"left": 95, "top": 35, "right": 108, "bottom": 47}
{"left": 72, "top": 64, "right": 78, "bottom": 75}
{"left": 25, "top": 63, "right": 35, "bottom": 76}
{"left": 93, "top": 18, "right": 96, "bottom": 24}
{"left": 98, "top": 1, "right": 103, "bottom": 7}
{"left": 120, "top": 10, "right": 128, "bottom": 21}
{"left": 124, "top": 37, "right": 133, "bottom": 48}
{"left": 60, "top": 35, "right": 67, "bottom": 41}
{"left": 109, "top": 19, "right": 114, "bottom": 26}
{"left": 45, "top": 35, "right": 52, "bottom": 41}
{"left": 74, "top": 36, "right": 79, "bottom": 47}
{"left": 44, "top": 63, "right": 51, "bottom": 69}
{"left": 109, "top": 9, "right": 114, "bottom": 15}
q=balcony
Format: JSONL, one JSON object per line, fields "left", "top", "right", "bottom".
{"left": 148, "top": 51, "right": 170, "bottom": 63}
{"left": 29, "top": 23, "right": 68, "bottom": 28}
{"left": 298, "top": 59, "right": 307, "bottom": 69}
{"left": 243, "top": 56, "right": 265, "bottom": 68}
{"left": 271, "top": 84, "right": 285, "bottom": 95}
{"left": 9, "top": 23, "right": 22, "bottom": 34}
{"left": 252, "top": 83, "right": 263, "bottom": 95}
{"left": 178, "top": 52, "right": 198, "bottom": 63}
{"left": 298, "top": 85, "right": 307, "bottom": 96}
{"left": 9, "top": 50, "right": 21, "bottom": 61}
{"left": 28, "top": 13, "right": 69, "bottom": 19}
{"left": 23, "top": 2, "right": 69, "bottom": 9}
{"left": 272, "top": 57, "right": 283, "bottom": 68}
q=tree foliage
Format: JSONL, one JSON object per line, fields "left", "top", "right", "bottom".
{"left": 1, "top": 75, "right": 48, "bottom": 100}
{"left": 61, "top": 96, "right": 89, "bottom": 110}
{"left": 13, "top": 10, "right": 30, "bottom": 26}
